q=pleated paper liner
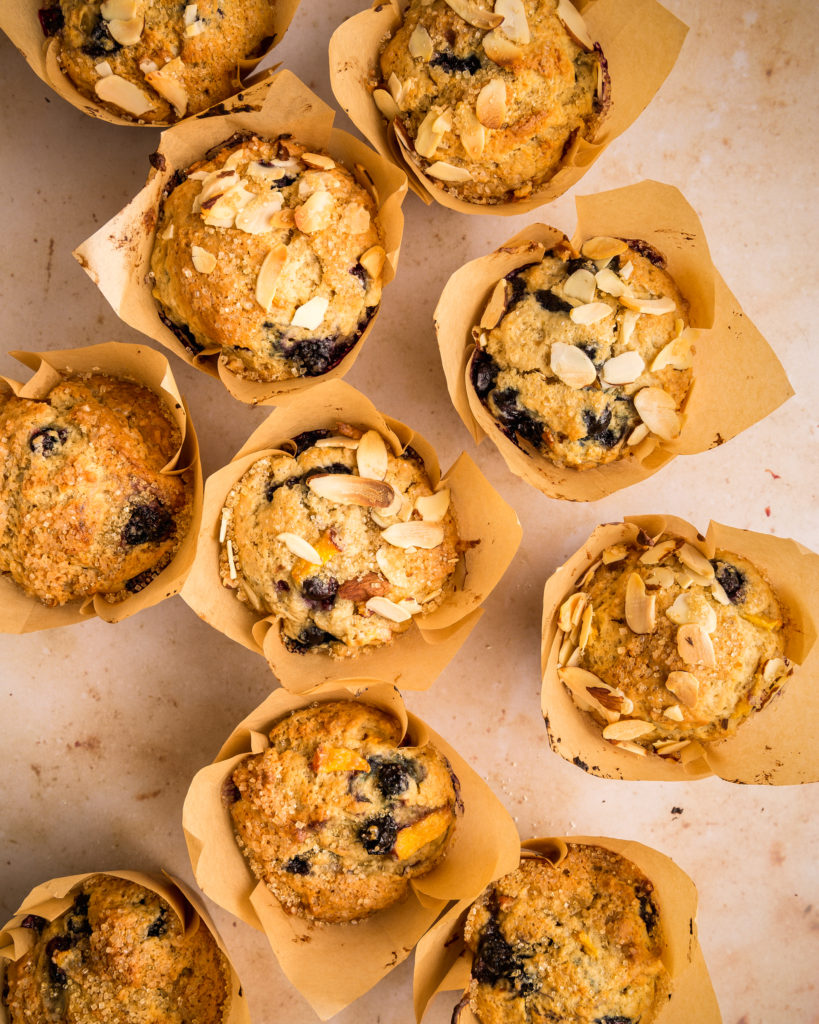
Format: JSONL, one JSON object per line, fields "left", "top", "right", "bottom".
{"left": 435, "top": 180, "right": 793, "bottom": 501}
{"left": 0, "top": 342, "right": 202, "bottom": 633}
{"left": 414, "top": 835, "right": 722, "bottom": 1024}
{"left": 329, "top": 0, "right": 687, "bottom": 213}
{"left": 0, "top": 869, "right": 249, "bottom": 1024}
{"left": 181, "top": 379, "right": 522, "bottom": 692}
{"left": 0, "top": 0, "right": 300, "bottom": 127}
{"left": 182, "top": 681, "right": 521, "bottom": 1019}
{"left": 74, "top": 71, "right": 408, "bottom": 405}
{"left": 541, "top": 514, "right": 819, "bottom": 784}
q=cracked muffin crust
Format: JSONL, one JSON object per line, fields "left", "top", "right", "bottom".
{"left": 463, "top": 845, "right": 669, "bottom": 1024}
{"left": 0, "top": 374, "right": 192, "bottom": 606}
{"left": 2, "top": 875, "right": 230, "bottom": 1023}
{"left": 150, "top": 134, "right": 386, "bottom": 383}
{"left": 227, "top": 700, "right": 461, "bottom": 923}
{"left": 37, "top": 0, "right": 277, "bottom": 123}
{"left": 556, "top": 532, "right": 790, "bottom": 758}
{"left": 470, "top": 236, "right": 693, "bottom": 470}
{"left": 376, "top": 0, "right": 606, "bottom": 204}
{"left": 219, "top": 425, "right": 460, "bottom": 656}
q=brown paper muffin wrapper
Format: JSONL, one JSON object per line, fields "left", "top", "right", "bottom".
{"left": 414, "top": 835, "right": 721, "bottom": 1024}
{"left": 435, "top": 180, "right": 793, "bottom": 501}
{"left": 540, "top": 515, "right": 819, "bottom": 784}
{"left": 0, "top": 342, "right": 202, "bottom": 633}
{"left": 0, "top": 869, "right": 249, "bottom": 1024}
{"left": 73, "top": 71, "right": 408, "bottom": 406}
{"left": 329, "top": 0, "right": 687, "bottom": 213}
{"left": 182, "top": 681, "right": 521, "bottom": 1019}
{"left": 0, "top": 1, "right": 300, "bottom": 128}
{"left": 180, "top": 378, "right": 521, "bottom": 691}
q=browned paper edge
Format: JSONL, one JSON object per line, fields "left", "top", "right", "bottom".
{"left": 0, "top": 342, "right": 202, "bottom": 634}
{"left": 72, "top": 70, "right": 408, "bottom": 405}
{"left": 0, "top": 869, "right": 249, "bottom": 1024}
{"left": 180, "top": 378, "right": 520, "bottom": 691}
{"left": 540, "top": 515, "right": 818, "bottom": 784}
{"left": 329, "top": 0, "right": 687, "bottom": 215}
{"left": 414, "top": 835, "right": 721, "bottom": 1024}
{"left": 182, "top": 681, "right": 521, "bottom": 1019}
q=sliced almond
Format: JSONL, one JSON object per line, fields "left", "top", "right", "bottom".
{"left": 578, "top": 602, "right": 593, "bottom": 649}
{"left": 581, "top": 236, "right": 626, "bottom": 261}
{"left": 356, "top": 430, "right": 389, "bottom": 480}
{"left": 95, "top": 60, "right": 114, "bottom": 77}
{"left": 190, "top": 245, "right": 216, "bottom": 274}
{"left": 666, "top": 594, "right": 717, "bottom": 633}
{"left": 144, "top": 58, "right": 187, "bottom": 117}
{"left": 638, "top": 538, "right": 679, "bottom": 564}
{"left": 185, "top": 19, "right": 206, "bottom": 37}
{"left": 625, "top": 572, "right": 656, "bottom": 633}
{"left": 381, "top": 522, "right": 444, "bottom": 549}
{"left": 620, "top": 308, "right": 640, "bottom": 348}
{"left": 665, "top": 670, "right": 700, "bottom": 708}
{"left": 587, "top": 685, "right": 632, "bottom": 716}
{"left": 710, "top": 579, "right": 730, "bottom": 605}
{"left": 184, "top": 3, "right": 198, "bottom": 25}
{"left": 676, "top": 567, "right": 712, "bottom": 590}
{"left": 301, "top": 152, "right": 336, "bottom": 171}
{"left": 365, "top": 596, "right": 413, "bottom": 623}
{"left": 94, "top": 74, "right": 154, "bottom": 116}
{"left": 601, "top": 351, "right": 645, "bottom": 385}
{"left": 254, "top": 244, "right": 287, "bottom": 311}
{"left": 556, "top": 0, "right": 594, "bottom": 49}
{"left": 415, "top": 489, "right": 450, "bottom": 521}
{"left": 677, "top": 624, "right": 716, "bottom": 667}
{"left": 475, "top": 79, "right": 506, "bottom": 129}
{"left": 101, "top": 0, "right": 137, "bottom": 17}
{"left": 651, "top": 328, "right": 695, "bottom": 371}
{"left": 443, "top": 0, "right": 503, "bottom": 29}
{"left": 291, "top": 296, "right": 329, "bottom": 331}
{"left": 601, "top": 544, "right": 628, "bottom": 565}
{"left": 359, "top": 244, "right": 386, "bottom": 279}
{"left": 677, "top": 543, "right": 715, "bottom": 580}
{"left": 480, "top": 279, "right": 507, "bottom": 329}
{"left": 107, "top": 15, "right": 143, "bottom": 45}
{"left": 408, "top": 23, "right": 434, "bottom": 60}
{"left": 294, "top": 190, "right": 335, "bottom": 233}
{"left": 550, "top": 342, "right": 597, "bottom": 388}
{"left": 495, "top": 0, "right": 530, "bottom": 42}
{"left": 308, "top": 474, "right": 395, "bottom": 509}
{"left": 225, "top": 538, "right": 237, "bottom": 580}
{"left": 663, "top": 704, "right": 685, "bottom": 722}
{"left": 557, "top": 667, "right": 620, "bottom": 724}
{"left": 373, "top": 88, "right": 399, "bottom": 120}
{"left": 633, "top": 387, "right": 681, "bottom": 440}
{"left": 314, "top": 435, "right": 359, "bottom": 450}
{"left": 425, "top": 161, "right": 472, "bottom": 182}
{"left": 595, "top": 267, "right": 630, "bottom": 298}
{"left": 235, "top": 195, "right": 284, "bottom": 235}
{"left": 459, "top": 105, "right": 486, "bottom": 159}
{"left": 569, "top": 302, "right": 612, "bottom": 326}
{"left": 609, "top": 739, "right": 648, "bottom": 757}
{"left": 563, "top": 268, "right": 596, "bottom": 304}
{"left": 602, "top": 719, "right": 654, "bottom": 741}
{"left": 482, "top": 29, "right": 522, "bottom": 65}
{"left": 558, "top": 635, "right": 575, "bottom": 667}
{"left": 340, "top": 203, "right": 371, "bottom": 234}
{"left": 626, "top": 423, "right": 649, "bottom": 446}
{"left": 415, "top": 108, "right": 445, "bottom": 159}
{"left": 620, "top": 294, "right": 677, "bottom": 316}
{"left": 761, "top": 657, "right": 791, "bottom": 686}
{"left": 277, "top": 533, "right": 321, "bottom": 564}
{"left": 644, "top": 565, "right": 675, "bottom": 588}
{"left": 654, "top": 740, "right": 691, "bottom": 757}
{"left": 558, "top": 593, "right": 588, "bottom": 632}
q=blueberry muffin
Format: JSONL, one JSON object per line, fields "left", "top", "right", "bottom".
{"left": 376, "top": 0, "right": 607, "bottom": 204}
{"left": 37, "top": 0, "right": 277, "bottom": 123}
{"left": 0, "top": 374, "right": 193, "bottom": 606}
{"left": 556, "top": 532, "right": 791, "bottom": 758}
{"left": 227, "top": 700, "right": 462, "bottom": 923}
{"left": 150, "top": 134, "right": 386, "bottom": 383}
{"left": 463, "top": 845, "right": 669, "bottom": 1024}
{"left": 219, "top": 425, "right": 460, "bottom": 656}
{"left": 2, "top": 875, "right": 230, "bottom": 1023}
{"left": 470, "top": 237, "right": 693, "bottom": 470}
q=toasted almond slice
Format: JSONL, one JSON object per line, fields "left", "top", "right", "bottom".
{"left": 569, "top": 301, "right": 612, "bottom": 326}
{"left": 677, "top": 543, "right": 715, "bottom": 580}
{"left": 387, "top": 72, "right": 406, "bottom": 105}
{"left": 144, "top": 58, "right": 187, "bottom": 116}
{"left": 415, "top": 488, "right": 450, "bottom": 521}
{"left": 620, "top": 308, "right": 640, "bottom": 348}
{"left": 308, "top": 474, "right": 395, "bottom": 509}
{"left": 356, "top": 430, "right": 389, "bottom": 480}
{"left": 314, "top": 435, "right": 360, "bottom": 449}
{"left": 443, "top": 0, "right": 503, "bottom": 28}
{"left": 107, "top": 14, "right": 143, "bottom": 45}
{"left": 581, "top": 236, "right": 626, "bottom": 261}
{"left": 373, "top": 88, "right": 399, "bottom": 120}
{"left": 563, "top": 268, "right": 596, "bottom": 304}
{"left": 425, "top": 161, "right": 472, "bottom": 182}
{"left": 710, "top": 579, "right": 730, "bottom": 605}
{"left": 415, "top": 108, "right": 445, "bottom": 159}
{"left": 409, "top": 23, "right": 434, "bottom": 60}
{"left": 654, "top": 740, "right": 691, "bottom": 757}
{"left": 185, "top": 19, "right": 206, "bottom": 37}
{"left": 651, "top": 328, "right": 695, "bottom": 371}
{"left": 601, "top": 351, "right": 645, "bottom": 385}
{"left": 676, "top": 568, "right": 710, "bottom": 590}
{"left": 101, "top": 0, "right": 137, "bottom": 17}
{"left": 400, "top": 598, "right": 425, "bottom": 614}
{"left": 482, "top": 29, "right": 522, "bottom": 65}
{"left": 587, "top": 685, "right": 632, "bottom": 716}
{"left": 602, "top": 718, "right": 654, "bottom": 741}
{"left": 365, "top": 596, "right": 413, "bottom": 622}
{"left": 638, "top": 539, "right": 679, "bottom": 564}
{"left": 476, "top": 79, "right": 506, "bottom": 128}
{"left": 235, "top": 196, "right": 284, "bottom": 235}
{"left": 602, "top": 544, "right": 628, "bottom": 565}
{"left": 666, "top": 594, "right": 717, "bottom": 633}
{"left": 254, "top": 244, "right": 287, "bottom": 311}
{"left": 495, "top": 0, "right": 530, "bottom": 42}
{"left": 578, "top": 602, "right": 593, "bottom": 649}
{"left": 609, "top": 739, "right": 648, "bottom": 757}
{"left": 558, "top": 593, "right": 587, "bottom": 632}
{"left": 550, "top": 342, "right": 597, "bottom": 388}
{"left": 480, "top": 279, "right": 507, "bottom": 329}
{"left": 96, "top": 60, "right": 114, "bottom": 76}
{"left": 380, "top": 484, "right": 404, "bottom": 518}
{"left": 677, "top": 624, "right": 716, "bottom": 666}
{"left": 95, "top": 73, "right": 153, "bottom": 116}
{"left": 218, "top": 507, "right": 231, "bottom": 544}
{"left": 633, "top": 387, "right": 681, "bottom": 440}
{"left": 381, "top": 521, "right": 444, "bottom": 549}
{"left": 556, "top": 0, "right": 593, "bottom": 48}
{"left": 225, "top": 538, "right": 237, "bottom": 580}
{"left": 626, "top": 423, "right": 649, "bottom": 446}
{"left": 665, "top": 670, "right": 700, "bottom": 708}
{"left": 359, "top": 244, "right": 386, "bottom": 279}
{"left": 625, "top": 572, "right": 656, "bottom": 633}
{"left": 340, "top": 203, "right": 371, "bottom": 235}
{"left": 558, "top": 635, "right": 575, "bottom": 666}
{"left": 294, "top": 190, "right": 334, "bottom": 233}
{"left": 277, "top": 532, "right": 321, "bottom": 564}
{"left": 302, "top": 152, "right": 336, "bottom": 171}
{"left": 620, "top": 294, "right": 677, "bottom": 316}
{"left": 459, "top": 105, "right": 486, "bottom": 159}
{"left": 291, "top": 296, "right": 329, "bottom": 330}
{"left": 557, "top": 667, "right": 619, "bottom": 724}
{"left": 762, "top": 657, "right": 790, "bottom": 684}
{"left": 190, "top": 245, "right": 216, "bottom": 274}
{"left": 644, "top": 566, "right": 675, "bottom": 588}
{"left": 595, "top": 267, "right": 630, "bottom": 298}
{"left": 663, "top": 704, "right": 685, "bottom": 722}
{"left": 184, "top": 3, "right": 198, "bottom": 24}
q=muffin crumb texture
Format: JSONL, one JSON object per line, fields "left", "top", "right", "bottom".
{"left": 2, "top": 875, "right": 230, "bottom": 1023}
{"left": 228, "top": 701, "right": 461, "bottom": 922}
{"left": 464, "top": 845, "right": 670, "bottom": 1024}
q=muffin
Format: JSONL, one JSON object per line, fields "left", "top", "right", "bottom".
{"left": 470, "top": 236, "right": 693, "bottom": 470}
{"left": 2, "top": 874, "right": 230, "bottom": 1023}
{"left": 556, "top": 532, "right": 791, "bottom": 758}
{"left": 219, "top": 424, "right": 460, "bottom": 656}
{"left": 150, "top": 133, "right": 386, "bottom": 383}
{"left": 37, "top": 0, "right": 277, "bottom": 123}
{"left": 0, "top": 373, "right": 193, "bottom": 606}
{"left": 376, "top": 0, "right": 607, "bottom": 204}
{"left": 463, "top": 845, "right": 670, "bottom": 1024}
{"left": 227, "top": 700, "right": 462, "bottom": 923}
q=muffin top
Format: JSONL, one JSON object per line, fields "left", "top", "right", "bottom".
{"left": 219, "top": 424, "right": 460, "bottom": 656}
{"left": 471, "top": 237, "right": 693, "bottom": 470}
{"left": 150, "top": 134, "right": 385, "bottom": 384}
{"left": 0, "top": 374, "right": 192, "bottom": 606}
{"left": 2, "top": 875, "right": 230, "bottom": 1024}
{"left": 556, "top": 532, "right": 791, "bottom": 757}
{"left": 464, "top": 845, "right": 669, "bottom": 1024}
{"left": 41, "top": 0, "right": 277, "bottom": 123}
{"left": 377, "top": 0, "right": 605, "bottom": 204}
{"left": 227, "top": 700, "right": 461, "bottom": 923}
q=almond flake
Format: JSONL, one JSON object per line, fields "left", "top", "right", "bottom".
{"left": 625, "top": 572, "right": 656, "bottom": 633}
{"left": 494, "top": 0, "right": 530, "bottom": 43}
{"left": 277, "top": 533, "right": 321, "bottom": 564}
{"left": 185, "top": 19, "right": 206, "bottom": 37}
{"left": 294, "top": 190, "right": 334, "bottom": 233}
{"left": 569, "top": 301, "right": 612, "bottom": 326}
{"left": 291, "top": 296, "right": 329, "bottom": 330}
{"left": 301, "top": 152, "right": 336, "bottom": 171}
{"left": 226, "top": 538, "right": 237, "bottom": 580}
{"left": 476, "top": 79, "right": 506, "bottom": 129}
{"left": 710, "top": 579, "right": 730, "bottom": 605}
{"left": 610, "top": 739, "right": 648, "bottom": 757}
{"left": 381, "top": 522, "right": 444, "bottom": 549}
{"left": 578, "top": 602, "right": 593, "bottom": 649}
{"left": 581, "top": 236, "right": 626, "bottom": 261}
{"left": 425, "top": 161, "right": 472, "bottom": 182}
{"left": 677, "top": 543, "right": 715, "bottom": 580}
{"left": 387, "top": 72, "right": 406, "bottom": 105}
{"left": 633, "top": 387, "right": 681, "bottom": 440}
{"left": 665, "top": 670, "right": 700, "bottom": 708}
{"left": 762, "top": 657, "right": 790, "bottom": 685}
{"left": 651, "top": 328, "right": 695, "bottom": 371}
{"left": 191, "top": 245, "right": 216, "bottom": 274}
{"left": 677, "top": 624, "right": 716, "bottom": 667}
{"left": 558, "top": 593, "right": 587, "bottom": 632}
{"left": 601, "top": 351, "right": 645, "bottom": 385}
{"left": 95, "top": 60, "right": 113, "bottom": 77}
{"left": 308, "top": 474, "right": 395, "bottom": 509}
{"left": 408, "top": 24, "right": 434, "bottom": 60}
{"left": 638, "top": 538, "right": 679, "bottom": 564}
{"left": 459, "top": 105, "right": 486, "bottom": 158}
{"left": 356, "top": 430, "right": 389, "bottom": 480}
{"left": 626, "top": 423, "right": 649, "bottom": 446}
{"left": 620, "top": 308, "right": 640, "bottom": 348}
{"left": 587, "top": 684, "right": 632, "bottom": 715}
{"left": 235, "top": 195, "right": 283, "bottom": 235}
{"left": 415, "top": 108, "right": 446, "bottom": 159}
{"left": 563, "top": 268, "right": 596, "bottom": 304}
{"left": 480, "top": 279, "right": 507, "bottom": 329}
{"left": 443, "top": 0, "right": 503, "bottom": 29}
{"left": 602, "top": 718, "right": 654, "bottom": 741}
{"left": 556, "top": 0, "right": 593, "bottom": 49}
{"left": 399, "top": 598, "right": 424, "bottom": 614}
{"left": 557, "top": 667, "right": 620, "bottom": 724}
{"left": 482, "top": 30, "right": 522, "bottom": 65}
{"left": 655, "top": 740, "right": 691, "bottom": 757}
{"left": 373, "top": 88, "right": 399, "bottom": 120}
{"left": 619, "top": 260, "right": 634, "bottom": 280}
{"left": 644, "top": 565, "right": 675, "bottom": 588}
{"left": 254, "top": 244, "right": 287, "bottom": 311}
{"left": 94, "top": 74, "right": 153, "bottom": 116}
{"left": 601, "top": 544, "right": 628, "bottom": 565}
{"left": 161, "top": 223, "right": 174, "bottom": 240}
{"left": 144, "top": 57, "right": 188, "bottom": 116}
{"left": 314, "top": 435, "right": 360, "bottom": 449}
{"left": 595, "top": 267, "right": 631, "bottom": 298}
{"left": 101, "top": 0, "right": 136, "bottom": 17}
{"left": 184, "top": 3, "right": 198, "bottom": 24}
{"left": 620, "top": 294, "right": 677, "bottom": 316}
{"left": 359, "top": 245, "right": 386, "bottom": 279}
{"left": 340, "top": 203, "right": 371, "bottom": 234}
{"left": 415, "top": 489, "right": 450, "bottom": 521}
{"left": 366, "top": 596, "right": 413, "bottom": 622}
{"left": 550, "top": 342, "right": 597, "bottom": 388}
{"left": 557, "top": 635, "right": 575, "bottom": 666}
{"left": 219, "top": 507, "right": 231, "bottom": 544}
{"left": 666, "top": 593, "right": 717, "bottom": 632}
{"left": 663, "top": 705, "right": 686, "bottom": 723}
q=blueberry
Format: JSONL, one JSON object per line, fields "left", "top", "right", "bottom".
{"left": 284, "top": 624, "right": 340, "bottom": 652}
{"left": 577, "top": 341, "right": 598, "bottom": 363}
{"left": 373, "top": 759, "right": 412, "bottom": 798}
{"left": 283, "top": 855, "right": 311, "bottom": 875}
{"left": 81, "top": 16, "right": 120, "bottom": 57}
{"left": 596, "top": 1018, "right": 634, "bottom": 1024}
{"left": 430, "top": 51, "right": 481, "bottom": 75}
{"left": 350, "top": 262, "right": 368, "bottom": 287}
{"left": 66, "top": 894, "right": 90, "bottom": 937}
{"left": 566, "top": 257, "right": 598, "bottom": 276}
{"left": 359, "top": 814, "right": 398, "bottom": 855}
{"left": 265, "top": 476, "right": 303, "bottom": 501}
{"left": 122, "top": 502, "right": 174, "bottom": 547}
{"left": 471, "top": 350, "right": 499, "bottom": 400}
{"left": 504, "top": 265, "right": 536, "bottom": 311}
{"left": 290, "top": 429, "right": 331, "bottom": 455}
{"left": 29, "top": 426, "right": 67, "bottom": 456}
{"left": 472, "top": 920, "right": 535, "bottom": 992}
{"left": 21, "top": 914, "right": 47, "bottom": 931}
{"left": 621, "top": 238, "right": 665, "bottom": 267}
{"left": 582, "top": 405, "right": 628, "bottom": 449}
{"left": 146, "top": 907, "right": 168, "bottom": 938}
{"left": 222, "top": 778, "right": 241, "bottom": 804}
{"left": 157, "top": 308, "right": 204, "bottom": 355}
{"left": 37, "top": 7, "right": 64, "bottom": 36}
{"left": 302, "top": 576, "right": 338, "bottom": 609}
{"left": 275, "top": 579, "right": 291, "bottom": 593}
{"left": 286, "top": 337, "right": 337, "bottom": 377}
{"left": 46, "top": 936, "right": 71, "bottom": 987}
{"left": 399, "top": 445, "right": 424, "bottom": 464}
{"left": 490, "top": 389, "right": 544, "bottom": 449}
{"left": 711, "top": 560, "right": 747, "bottom": 604}
{"left": 534, "top": 290, "right": 572, "bottom": 314}
{"left": 636, "top": 888, "right": 658, "bottom": 933}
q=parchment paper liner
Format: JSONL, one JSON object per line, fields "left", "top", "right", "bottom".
{"left": 435, "top": 180, "right": 794, "bottom": 501}
{"left": 182, "top": 681, "right": 521, "bottom": 1019}
{"left": 181, "top": 378, "right": 522, "bottom": 691}
{"left": 0, "top": 0, "right": 300, "bottom": 128}
{"left": 0, "top": 342, "right": 202, "bottom": 633}
{"left": 73, "top": 71, "right": 408, "bottom": 406}
{"left": 329, "top": 0, "right": 687, "bottom": 213}
{"left": 414, "top": 835, "right": 721, "bottom": 1023}
{"left": 0, "top": 869, "right": 249, "bottom": 1024}
{"left": 540, "top": 514, "right": 819, "bottom": 784}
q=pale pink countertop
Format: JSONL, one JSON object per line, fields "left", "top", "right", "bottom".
{"left": 1, "top": 2, "right": 817, "bottom": 1022}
